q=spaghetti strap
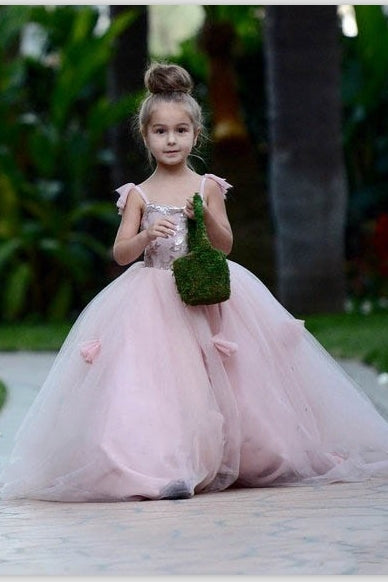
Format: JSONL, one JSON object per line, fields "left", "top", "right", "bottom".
{"left": 199, "top": 175, "right": 207, "bottom": 199}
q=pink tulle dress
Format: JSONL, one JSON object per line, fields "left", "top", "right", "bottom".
{"left": 1, "top": 173, "right": 388, "bottom": 502}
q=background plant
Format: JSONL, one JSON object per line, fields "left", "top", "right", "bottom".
{"left": 340, "top": 5, "right": 388, "bottom": 306}
{"left": 0, "top": 5, "right": 138, "bottom": 322}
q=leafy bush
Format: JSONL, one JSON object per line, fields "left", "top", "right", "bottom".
{"left": 0, "top": 6, "right": 138, "bottom": 322}
{"left": 341, "top": 6, "right": 388, "bottom": 302}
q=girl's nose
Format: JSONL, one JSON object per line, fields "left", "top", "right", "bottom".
{"left": 167, "top": 131, "right": 176, "bottom": 144}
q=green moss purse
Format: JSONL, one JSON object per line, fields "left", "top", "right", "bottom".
{"left": 172, "top": 193, "right": 231, "bottom": 306}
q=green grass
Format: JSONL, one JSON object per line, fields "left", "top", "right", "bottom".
{"left": 0, "top": 322, "right": 72, "bottom": 352}
{"left": 0, "top": 379, "right": 7, "bottom": 410}
{"left": 304, "top": 311, "right": 388, "bottom": 373}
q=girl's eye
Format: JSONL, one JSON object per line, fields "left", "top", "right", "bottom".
{"left": 178, "top": 127, "right": 188, "bottom": 133}
{"left": 155, "top": 128, "right": 165, "bottom": 134}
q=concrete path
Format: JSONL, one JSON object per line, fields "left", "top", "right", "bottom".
{"left": 1, "top": 352, "right": 388, "bottom": 575}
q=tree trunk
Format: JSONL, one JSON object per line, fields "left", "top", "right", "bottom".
{"left": 264, "top": 6, "right": 347, "bottom": 314}
{"left": 108, "top": 6, "right": 148, "bottom": 187}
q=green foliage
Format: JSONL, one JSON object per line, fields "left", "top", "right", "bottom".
{"left": 346, "top": 6, "right": 388, "bottom": 111}
{"left": 0, "top": 6, "right": 138, "bottom": 322}
{"left": 341, "top": 6, "right": 388, "bottom": 302}
{"left": 0, "top": 379, "right": 7, "bottom": 411}
{"left": 342, "top": 6, "right": 388, "bottom": 204}
{"left": 202, "top": 5, "right": 264, "bottom": 52}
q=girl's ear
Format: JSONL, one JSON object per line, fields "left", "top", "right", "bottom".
{"left": 193, "top": 129, "right": 200, "bottom": 147}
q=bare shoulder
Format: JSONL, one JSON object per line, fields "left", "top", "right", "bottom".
{"left": 203, "top": 176, "right": 231, "bottom": 232}
{"left": 203, "top": 176, "right": 227, "bottom": 206}
{"left": 121, "top": 186, "right": 145, "bottom": 221}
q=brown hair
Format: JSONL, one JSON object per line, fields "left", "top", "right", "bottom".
{"left": 137, "top": 62, "right": 204, "bottom": 138}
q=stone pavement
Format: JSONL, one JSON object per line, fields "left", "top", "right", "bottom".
{"left": 1, "top": 351, "right": 388, "bottom": 575}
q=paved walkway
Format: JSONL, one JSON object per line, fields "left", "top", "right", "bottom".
{"left": 1, "top": 352, "right": 388, "bottom": 575}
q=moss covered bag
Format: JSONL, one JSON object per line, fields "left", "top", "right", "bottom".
{"left": 172, "top": 193, "right": 231, "bottom": 306}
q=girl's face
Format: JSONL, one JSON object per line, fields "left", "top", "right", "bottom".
{"left": 143, "top": 101, "right": 199, "bottom": 167}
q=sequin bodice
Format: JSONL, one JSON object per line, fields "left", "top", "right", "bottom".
{"left": 141, "top": 203, "right": 188, "bottom": 270}
{"left": 115, "top": 175, "right": 233, "bottom": 269}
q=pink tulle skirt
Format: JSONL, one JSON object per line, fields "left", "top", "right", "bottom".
{"left": 1, "top": 260, "right": 388, "bottom": 501}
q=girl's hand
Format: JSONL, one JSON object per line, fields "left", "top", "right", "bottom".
{"left": 184, "top": 196, "right": 207, "bottom": 220}
{"left": 146, "top": 218, "right": 177, "bottom": 241}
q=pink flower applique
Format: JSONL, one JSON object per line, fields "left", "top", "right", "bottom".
{"left": 330, "top": 451, "right": 347, "bottom": 464}
{"left": 212, "top": 333, "right": 238, "bottom": 358}
{"left": 80, "top": 339, "right": 101, "bottom": 364}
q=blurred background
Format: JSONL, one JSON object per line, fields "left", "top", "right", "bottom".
{"left": 0, "top": 4, "right": 387, "bottom": 328}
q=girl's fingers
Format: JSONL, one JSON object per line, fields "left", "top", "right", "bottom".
{"left": 184, "top": 206, "right": 194, "bottom": 219}
{"left": 156, "top": 219, "right": 176, "bottom": 237}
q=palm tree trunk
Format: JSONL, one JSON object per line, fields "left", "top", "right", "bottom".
{"left": 264, "top": 6, "right": 347, "bottom": 314}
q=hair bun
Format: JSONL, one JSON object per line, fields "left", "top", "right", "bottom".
{"left": 144, "top": 62, "right": 193, "bottom": 95}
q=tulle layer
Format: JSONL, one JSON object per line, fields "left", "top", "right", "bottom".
{"left": 1, "top": 261, "right": 388, "bottom": 501}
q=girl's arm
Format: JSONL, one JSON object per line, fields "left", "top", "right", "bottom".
{"left": 185, "top": 180, "right": 233, "bottom": 255}
{"left": 113, "top": 190, "right": 177, "bottom": 266}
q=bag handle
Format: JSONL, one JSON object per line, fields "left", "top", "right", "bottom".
{"left": 188, "top": 193, "right": 212, "bottom": 252}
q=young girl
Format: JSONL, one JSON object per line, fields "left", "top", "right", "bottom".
{"left": 1, "top": 62, "right": 388, "bottom": 502}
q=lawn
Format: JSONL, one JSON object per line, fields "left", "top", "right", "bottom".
{"left": 0, "top": 311, "right": 387, "bottom": 372}
{"left": 0, "top": 322, "right": 72, "bottom": 352}
{"left": 303, "top": 311, "right": 388, "bottom": 373}
{"left": 0, "top": 379, "right": 6, "bottom": 410}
